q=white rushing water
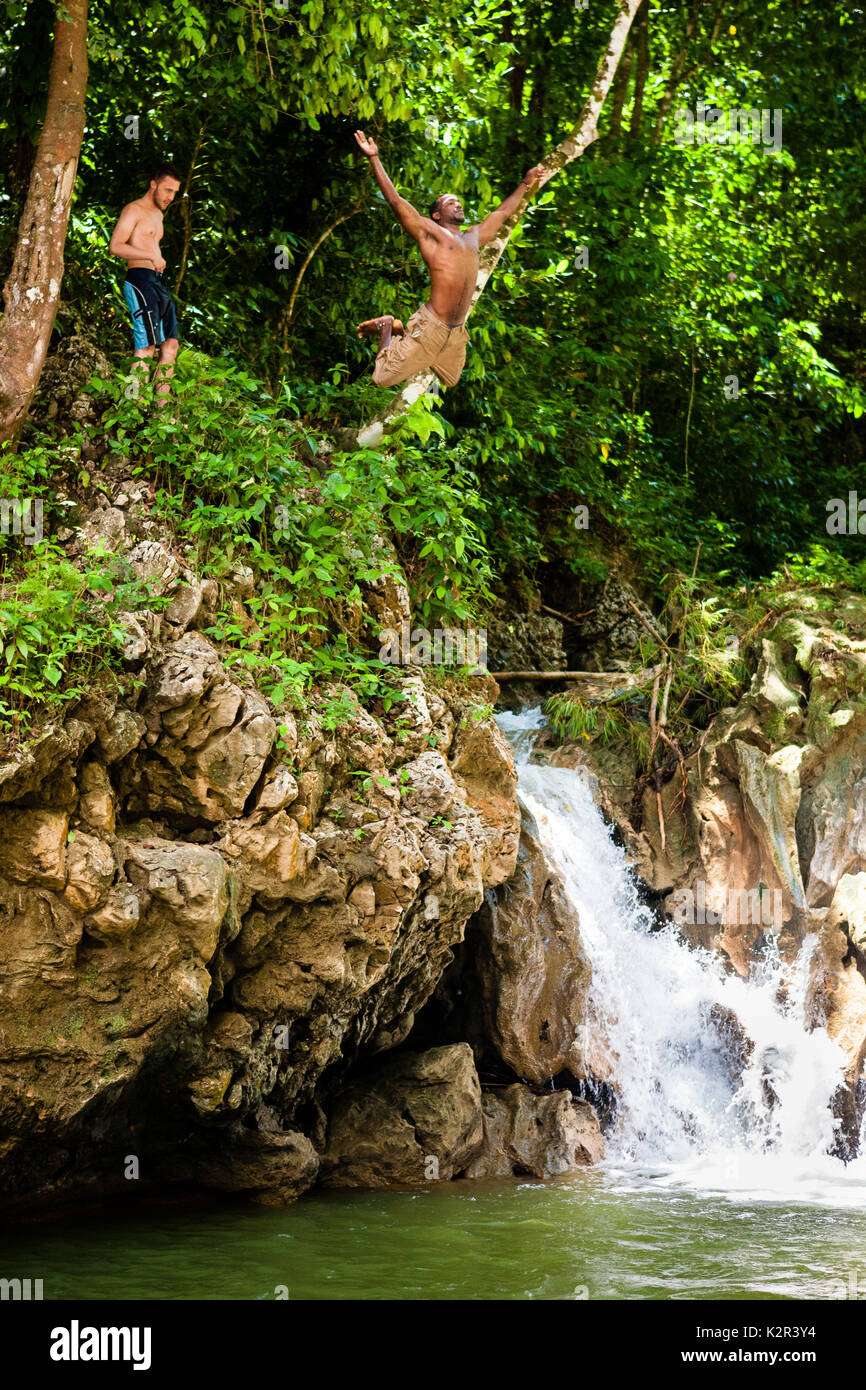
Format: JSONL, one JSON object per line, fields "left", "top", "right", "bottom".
{"left": 497, "top": 708, "right": 866, "bottom": 1207}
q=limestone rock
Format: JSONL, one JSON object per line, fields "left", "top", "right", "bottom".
{"left": 0, "top": 808, "right": 68, "bottom": 889}
{"left": 120, "top": 836, "right": 229, "bottom": 961}
{"left": 321, "top": 1043, "right": 483, "bottom": 1187}
{"left": 253, "top": 764, "right": 299, "bottom": 813}
{"left": 77, "top": 761, "right": 116, "bottom": 835}
{"left": 0, "top": 720, "right": 95, "bottom": 804}
{"left": 120, "top": 634, "right": 276, "bottom": 823}
{"left": 449, "top": 717, "right": 520, "bottom": 888}
{"left": 219, "top": 811, "right": 315, "bottom": 902}
{"left": 397, "top": 751, "right": 456, "bottom": 821}
{"left": 125, "top": 539, "right": 182, "bottom": 595}
{"left": 63, "top": 832, "right": 115, "bottom": 914}
{"left": 463, "top": 1085, "right": 604, "bottom": 1178}
{"left": 825, "top": 872, "right": 866, "bottom": 951}
{"left": 471, "top": 804, "right": 590, "bottom": 1083}
{"left": 174, "top": 1129, "right": 319, "bottom": 1205}
{"left": 73, "top": 506, "right": 126, "bottom": 556}
{"left": 735, "top": 741, "right": 806, "bottom": 914}
{"left": 486, "top": 609, "right": 567, "bottom": 675}
{"left": 95, "top": 707, "right": 146, "bottom": 763}
{"left": 163, "top": 578, "right": 205, "bottom": 636}
{"left": 84, "top": 881, "right": 140, "bottom": 941}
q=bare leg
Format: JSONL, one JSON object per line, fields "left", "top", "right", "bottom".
{"left": 130, "top": 346, "right": 154, "bottom": 394}
{"left": 153, "top": 337, "right": 179, "bottom": 411}
{"left": 129, "top": 347, "right": 157, "bottom": 495}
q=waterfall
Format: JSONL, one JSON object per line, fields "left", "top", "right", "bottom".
{"left": 497, "top": 708, "right": 866, "bottom": 1204}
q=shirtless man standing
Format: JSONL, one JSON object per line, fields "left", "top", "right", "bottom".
{"left": 354, "top": 130, "right": 544, "bottom": 390}
{"left": 109, "top": 165, "right": 182, "bottom": 406}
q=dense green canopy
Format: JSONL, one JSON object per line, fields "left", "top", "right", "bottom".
{"left": 1, "top": 0, "right": 865, "bottom": 731}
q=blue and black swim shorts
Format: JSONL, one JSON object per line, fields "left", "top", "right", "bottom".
{"left": 122, "top": 268, "right": 179, "bottom": 350}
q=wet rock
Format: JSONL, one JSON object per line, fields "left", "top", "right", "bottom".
{"left": 826, "top": 873, "right": 866, "bottom": 951}
{"left": 471, "top": 805, "right": 590, "bottom": 1083}
{"left": 320, "top": 1043, "right": 483, "bottom": 1187}
{"left": 170, "top": 1129, "right": 319, "bottom": 1205}
{"left": 463, "top": 1085, "right": 604, "bottom": 1178}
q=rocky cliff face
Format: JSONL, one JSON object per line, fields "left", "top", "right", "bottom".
{"left": 0, "top": 488, "right": 605, "bottom": 1214}
{"left": 16, "top": 461, "right": 866, "bottom": 1210}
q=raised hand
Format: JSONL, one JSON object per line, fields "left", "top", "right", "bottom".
{"left": 354, "top": 129, "right": 379, "bottom": 158}
{"left": 523, "top": 163, "right": 546, "bottom": 188}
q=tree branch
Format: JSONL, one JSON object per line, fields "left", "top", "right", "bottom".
{"left": 174, "top": 118, "right": 209, "bottom": 296}
{"left": 281, "top": 205, "right": 362, "bottom": 353}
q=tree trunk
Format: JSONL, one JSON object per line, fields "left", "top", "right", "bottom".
{"left": 0, "top": 0, "right": 88, "bottom": 446}
{"left": 350, "top": 0, "right": 645, "bottom": 450}
{"left": 628, "top": 0, "right": 650, "bottom": 140}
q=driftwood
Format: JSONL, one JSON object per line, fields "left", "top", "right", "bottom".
{"left": 491, "top": 663, "right": 664, "bottom": 689}
{"left": 492, "top": 669, "right": 627, "bottom": 680}
{"left": 540, "top": 603, "right": 593, "bottom": 626}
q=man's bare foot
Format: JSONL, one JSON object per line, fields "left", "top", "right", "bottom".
{"left": 357, "top": 315, "right": 404, "bottom": 338}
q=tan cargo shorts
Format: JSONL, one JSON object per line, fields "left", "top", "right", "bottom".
{"left": 372, "top": 301, "right": 469, "bottom": 388}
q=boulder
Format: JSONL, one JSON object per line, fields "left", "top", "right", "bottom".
{"left": 169, "top": 1129, "right": 319, "bottom": 1205}
{"left": 463, "top": 1085, "right": 604, "bottom": 1178}
{"left": 320, "top": 1043, "right": 483, "bottom": 1187}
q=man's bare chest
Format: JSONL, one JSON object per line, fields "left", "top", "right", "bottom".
{"left": 428, "top": 235, "right": 478, "bottom": 272}
{"left": 134, "top": 212, "right": 163, "bottom": 243}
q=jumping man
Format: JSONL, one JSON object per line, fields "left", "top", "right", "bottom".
{"left": 109, "top": 165, "right": 182, "bottom": 407}
{"left": 354, "top": 130, "right": 544, "bottom": 390}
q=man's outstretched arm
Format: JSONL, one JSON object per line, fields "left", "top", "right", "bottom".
{"left": 354, "top": 129, "right": 433, "bottom": 242}
{"left": 474, "top": 164, "right": 546, "bottom": 246}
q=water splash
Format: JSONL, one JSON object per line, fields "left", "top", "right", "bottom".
{"left": 499, "top": 707, "right": 866, "bottom": 1205}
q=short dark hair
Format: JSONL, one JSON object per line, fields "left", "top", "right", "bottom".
{"left": 150, "top": 163, "right": 182, "bottom": 185}
{"left": 428, "top": 195, "right": 442, "bottom": 220}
